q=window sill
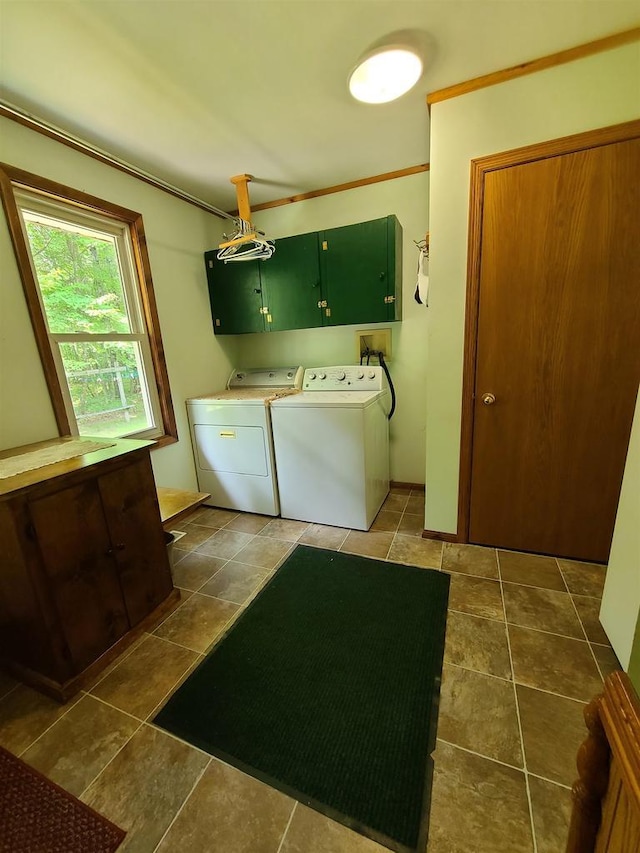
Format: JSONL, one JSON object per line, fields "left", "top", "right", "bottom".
{"left": 150, "top": 433, "right": 179, "bottom": 451}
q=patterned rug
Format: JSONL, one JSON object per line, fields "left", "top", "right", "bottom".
{"left": 0, "top": 746, "right": 125, "bottom": 853}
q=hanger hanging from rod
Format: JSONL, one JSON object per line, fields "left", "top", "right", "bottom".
{"left": 413, "top": 231, "right": 429, "bottom": 257}
{"left": 217, "top": 174, "right": 275, "bottom": 263}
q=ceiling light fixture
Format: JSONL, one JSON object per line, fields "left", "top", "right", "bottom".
{"left": 348, "top": 44, "right": 423, "bottom": 104}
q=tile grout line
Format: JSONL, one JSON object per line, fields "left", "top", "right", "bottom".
{"left": 151, "top": 756, "right": 213, "bottom": 853}
{"left": 84, "top": 690, "right": 149, "bottom": 724}
{"left": 527, "top": 770, "right": 573, "bottom": 792}
{"left": 179, "top": 555, "right": 233, "bottom": 595}
{"left": 275, "top": 800, "right": 299, "bottom": 853}
{"left": 496, "top": 549, "right": 539, "bottom": 853}
{"left": 172, "top": 534, "right": 290, "bottom": 596}
{"left": 446, "top": 660, "right": 514, "bottom": 685}
{"left": 559, "top": 558, "right": 608, "bottom": 683}
{"left": 87, "top": 632, "right": 155, "bottom": 693}
{"left": 446, "top": 605, "right": 505, "bottom": 625}
{"left": 445, "top": 658, "right": 595, "bottom": 704}
{"left": 147, "top": 631, "right": 209, "bottom": 656}
{"left": 144, "top": 656, "right": 207, "bottom": 723}
{"left": 437, "top": 737, "right": 523, "bottom": 773}
{"left": 437, "top": 738, "right": 574, "bottom": 791}
{"left": 77, "top": 719, "right": 145, "bottom": 801}
{"left": 144, "top": 719, "right": 214, "bottom": 760}
{"left": 0, "top": 683, "right": 19, "bottom": 705}
{"left": 15, "top": 692, "right": 85, "bottom": 759}
{"left": 503, "top": 620, "right": 596, "bottom": 644}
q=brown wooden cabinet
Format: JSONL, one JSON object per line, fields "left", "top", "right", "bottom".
{"left": 0, "top": 437, "right": 179, "bottom": 701}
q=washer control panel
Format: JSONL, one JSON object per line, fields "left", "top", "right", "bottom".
{"left": 303, "top": 365, "right": 384, "bottom": 390}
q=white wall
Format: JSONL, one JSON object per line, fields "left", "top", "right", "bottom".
{"left": 426, "top": 42, "right": 640, "bottom": 533}
{"left": 239, "top": 171, "right": 430, "bottom": 485}
{"left": 0, "top": 115, "right": 238, "bottom": 489}
{"left": 600, "top": 388, "right": 640, "bottom": 668}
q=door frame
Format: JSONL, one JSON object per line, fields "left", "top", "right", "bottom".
{"left": 456, "top": 118, "right": 640, "bottom": 544}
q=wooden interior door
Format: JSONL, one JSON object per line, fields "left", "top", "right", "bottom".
{"left": 466, "top": 126, "right": 640, "bottom": 563}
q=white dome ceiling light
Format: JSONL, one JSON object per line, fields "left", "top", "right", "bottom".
{"left": 348, "top": 44, "right": 423, "bottom": 104}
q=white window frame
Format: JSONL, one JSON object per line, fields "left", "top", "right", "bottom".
{"left": 0, "top": 163, "right": 177, "bottom": 446}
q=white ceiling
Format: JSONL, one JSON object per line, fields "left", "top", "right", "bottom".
{"left": 1, "top": 1, "right": 638, "bottom": 211}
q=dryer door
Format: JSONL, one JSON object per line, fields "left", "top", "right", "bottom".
{"left": 194, "top": 424, "right": 268, "bottom": 476}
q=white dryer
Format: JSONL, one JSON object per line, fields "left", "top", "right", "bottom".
{"left": 187, "top": 367, "right": 303, "bottom": 516}
{"left": 270, "top": 365, "right": 390, "bottom": 530}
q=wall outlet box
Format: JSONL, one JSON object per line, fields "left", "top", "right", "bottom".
{"left": 355, "top": 328, "right": 392, "bottom": 362}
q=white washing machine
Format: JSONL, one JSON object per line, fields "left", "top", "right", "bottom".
{"left": 270, "top": 365, "right": 390, "bottom": 530}
{"left": 187, "top": 367, "right": 303, "bottom": 516}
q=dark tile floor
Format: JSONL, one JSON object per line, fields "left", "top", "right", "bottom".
{"left": 0, "top": 487, "right": 620, "bottom": 852}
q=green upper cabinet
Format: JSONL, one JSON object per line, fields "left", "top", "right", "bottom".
{"left": 205, "top": 250, "right": 264, "bottom": 335}
{"left": 259, "top": 232, "right": 322, "bottom": 332}
{"left": 204, "top": 215, "right": 402, "bottom": 335}
{"left": 319, "top": 215, "right": 402, "bottom": 326}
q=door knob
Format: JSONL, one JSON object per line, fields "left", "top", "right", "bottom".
{"left": 482, "top": 393, "right": 496, "bottom": 406}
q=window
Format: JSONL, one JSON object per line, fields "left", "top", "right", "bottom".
{"left": 0, "top": 164, "right": 177, "bottom": 445}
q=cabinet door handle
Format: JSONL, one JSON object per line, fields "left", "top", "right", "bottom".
{"left": 379, "top": 271, "right": 386, "bottom": 280}
{"left": 106, "top": 543, "right": 125, "bottom": 555}
{"left": 253, "top": 288, "right": 262, "bottom": 294}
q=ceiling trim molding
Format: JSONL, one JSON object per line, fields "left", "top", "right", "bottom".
{"left": 244, "top": 163, "right": 430, "bottom": 214}
{"left": 0, "top": 101, "right": 231, "bottom": 219}
{"left": 426, "top": 26, "right": 640, "bottom": 107}
{"left": 0, "top": 101, "right": 429, "bottom": 218}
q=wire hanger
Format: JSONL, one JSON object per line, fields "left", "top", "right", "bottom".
{"left": 413, "top": 231, "right": 429, "bottom": 306}
{"left": 413, "top": 231, "right": 429, "bottom": 258}
{"left": 216, "top": 175, "right": 275, "bottom": 263}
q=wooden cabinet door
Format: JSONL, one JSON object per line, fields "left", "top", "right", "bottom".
{"left": 319, "top": 216, "right": 397, "bottom": 326}
{"left": 260, "top": 232, "right": 322, "bottom": 331}
{"left": 205, "top": 250, "right": 265, "bottom": 334}
{"left": 98, "top": 455, "right": 173, "bottom": 627}
{"left": 468, "top": 134, "right": 640, "bottom": 562}
{"left": 29, "top": 481, "right": 129, "bottom": 672}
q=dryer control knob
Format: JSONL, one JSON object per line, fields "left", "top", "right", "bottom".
{"left": 356, "top": 372, "right": 364, "bottom": 380}
{"left": 368, "top": 371, "right": 376, "bottom": 379}
{"left": 287, "top": 371, "right": 293, "bottom": 378}
{"left": 336, "top": 371, "right": 346, "bottom": 381}
{"left": 319, "top": 373, "right": 327, "bottom": 380}
{"left": 308, "top": 372, "right": 316, "bottom": 380}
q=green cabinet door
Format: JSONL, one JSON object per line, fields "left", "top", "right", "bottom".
{"left": 205, "top": 250, "right": 265, "bottom": 335}
{"left": 259, "top": 232, "right": 322, "bottom": 332}
{"left": 319, "top": 216, "right": 401, "bottom": 327}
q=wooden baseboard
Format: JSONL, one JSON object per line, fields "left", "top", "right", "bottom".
{"left": 390, "top": 481, "right": 425, "bottom": 492}
{"left": 422, "top": 529, "right": 460, "bottom": 543}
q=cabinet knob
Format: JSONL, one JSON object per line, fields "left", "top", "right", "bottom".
{"left": 379, "top": 272, "right": 386, "bottom": 280}
{"left": 253, "top": 288, "right": 262, "bottom": 294}
{"left": 106, "top": 543, "right": 125, "bottom": 555}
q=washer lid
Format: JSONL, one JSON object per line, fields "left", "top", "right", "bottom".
{"left": 270, "top": 389, "right": 386, "bottom": 408}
